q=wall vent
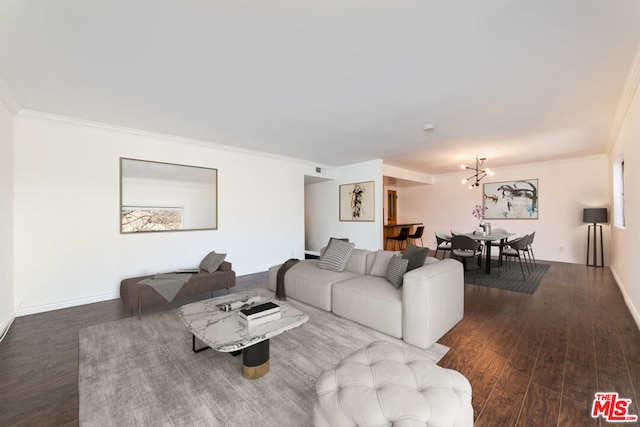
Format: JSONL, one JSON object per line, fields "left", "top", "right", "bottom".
{"left": 316, "top": 167, "right": 322, "bottom": 173}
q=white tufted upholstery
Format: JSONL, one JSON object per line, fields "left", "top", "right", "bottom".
{"left": 313, "top": 341, "right": 473, "bottom": 427}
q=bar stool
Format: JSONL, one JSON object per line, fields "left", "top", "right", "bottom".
{"left": 386, "top": 227, "right": 410, "bottom": 250}
{"left": 408, "top": 226, "right": 424, "bottom": 246}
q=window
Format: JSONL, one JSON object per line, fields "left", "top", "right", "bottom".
{"left": 613, "top": 155, "right": 625, "bottom": 228}
{"left": 121, "top": 206, "right": 184, "bottom": 232}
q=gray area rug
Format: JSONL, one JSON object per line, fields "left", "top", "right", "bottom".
{"left": 79, "top": 291, "right": 449, "bottom": 426}
{"left": 464, "top": 260, "right": 550, "bottom": 294}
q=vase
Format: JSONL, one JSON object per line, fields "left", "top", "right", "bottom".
{"left": 479, "top": 221, "right": 487, "bottom": 235}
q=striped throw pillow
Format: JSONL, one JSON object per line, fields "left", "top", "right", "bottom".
{"left": 385, "top": 255, "right": 409, "bottom": 288}
{"left": 318, "top": 239, "right": 355, "bottom": 272}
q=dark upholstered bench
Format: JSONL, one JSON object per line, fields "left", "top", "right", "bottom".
{"left": 120, "top": 261, "right": 236, "bottom": 319}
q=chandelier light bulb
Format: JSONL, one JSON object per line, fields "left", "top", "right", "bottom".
{"left": 460, "top": 164, "right": 466, "bottom": 169}
{"left": 461, "top": 178, "right": 467, "bottom": 184}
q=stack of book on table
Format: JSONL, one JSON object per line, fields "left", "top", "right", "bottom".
{"left": 239, "top": 301, "right": 281, "bottom": 328}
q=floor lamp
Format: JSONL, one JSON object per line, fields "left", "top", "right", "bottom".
{"left": 583, "top": 208, "right": 607, "bottom": 268}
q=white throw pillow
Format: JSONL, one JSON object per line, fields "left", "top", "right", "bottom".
{"left": 370, "top": 250, "right": 401, "bottom": 277}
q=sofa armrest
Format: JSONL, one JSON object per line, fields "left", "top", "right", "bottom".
{"left": 218, "top": 261, "right": 232, "bottom": 272}
{"left": 402, "top": 259, "right": 464, "bottom": 349}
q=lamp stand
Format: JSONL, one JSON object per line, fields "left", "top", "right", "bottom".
{"left": 586, "top": 223, "right": 604, "bottom": 267}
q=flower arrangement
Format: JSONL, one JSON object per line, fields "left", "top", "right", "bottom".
{"left": 472, "top": 204, "right": 488, "bottom": 222}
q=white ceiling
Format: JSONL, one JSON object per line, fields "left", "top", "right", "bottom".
{"left": 1, "top": 1, "right": 639, "bottom": 175}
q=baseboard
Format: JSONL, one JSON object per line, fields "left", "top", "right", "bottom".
{"left": 16, "top": 291, "right": 120, "bottom": 317}
{"left": 14, "top": 269, "right": 271, "bottom": 317}
{"left": 610, "top": 268, "right": 640, "bottom": 331}
{"left": 0, "top": 311, "right": 16, "bottom": 342}
{"left": 235, "top": 265, "right": 272, "bottom": 276}
{"left": 536, "top": 255, "right": 589, "bottom": 265}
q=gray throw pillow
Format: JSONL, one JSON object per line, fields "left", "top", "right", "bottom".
{"left": 318, "top": 239, "right": 355, "bottom": 272}
{"left": 402, "top": 243, "right": 430, "bottom": 271}
{"left": 385, "top": 255, "right": 409, "bottom": 288}
{"left": 199, "top": 251, "right": 227, "bottom": 273}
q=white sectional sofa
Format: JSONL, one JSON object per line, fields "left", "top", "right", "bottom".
{"left": 268, "top": 247, "right": 464, "bottom": 349}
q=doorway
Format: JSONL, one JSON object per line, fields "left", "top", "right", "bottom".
{"left": 387, "top": 190, "right": 397, "bottom": 225}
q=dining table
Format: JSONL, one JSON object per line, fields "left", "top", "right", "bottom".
{"left": 463, "top": 231, "right": 514, "bottom": 274}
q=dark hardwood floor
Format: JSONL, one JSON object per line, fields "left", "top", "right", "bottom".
{"left": 1, "top": 263, "right": 638, "bottom": 426}
{"left": 437, "top": 261, "right": 640, "bottom": 426}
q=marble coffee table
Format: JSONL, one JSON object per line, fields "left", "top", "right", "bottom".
{"left": 177, "top": 289, "right": 308, "bottom": 379}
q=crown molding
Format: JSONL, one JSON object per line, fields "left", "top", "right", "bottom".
{"left": 15, "top": 109, "right": 336, "bottom": 170}
{"left": 607, "top": 38, "right": 640, "bottom": 153}
{"left": 0, "top": 73, "right": 20, "bottom": 115}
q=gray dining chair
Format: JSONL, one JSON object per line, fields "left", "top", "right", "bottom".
{"left": 451, "top": 235, "right": 482, "bottom": 283}
{"left": 488, "top": 227, "right": 509, "bottom": 262}
{"left": 522, "top": 232, "right": 537, "bottom": 267}
{"left": 498, "top": 234, "right": 530, "bottom": 280}
{"left": 434, "top": 231, "right": 452, "bottom": 259}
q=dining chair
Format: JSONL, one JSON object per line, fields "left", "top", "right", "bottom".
{"left": 451, "top": 235, "right": 483, "bottom": 283}
{"left": 498, "top": 234, "right": 530, "bottom": 280}
{"left": 386, "top": 227, "right": 410, "bottom": 251}
{"left": 452, "top": 228, "right": 485, "bottom": 259}
{"left": 408, "top": 226, "right": 425, "bottom": 247}
{"left": 488, "top": 227, "right": 508, "bottom": 262}
{"left": 522, "top": 232, "right": 537, "bottom": 267}
{"left": 434, "top": 231, "right": 452, "bottom": 259}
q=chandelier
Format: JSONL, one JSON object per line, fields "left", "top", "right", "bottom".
{"left": 461, "top": 155, "right": 494, "bottom": 189}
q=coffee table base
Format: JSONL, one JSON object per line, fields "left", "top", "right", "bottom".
{"left": 243, "top": 360, "right": 270, "bottom": 379}
{"left": 242, "top": 339, "right": 270, "bottom": 379}
{"left": 192, "top": 334, "right": 271, "bottom": 380}
{"left": 192, "top": 335, "right": 210, "bottom": 353}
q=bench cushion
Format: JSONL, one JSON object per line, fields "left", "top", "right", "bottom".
{"left": 314, "top": 341, "right": 473, "bottom": 427}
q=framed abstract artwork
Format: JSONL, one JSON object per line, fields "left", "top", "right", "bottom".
{"left": 483, "top": 179, "right": 539, "bottom": 219}
{"left": 339, "top": 181, "right": 375, "bottom": 222}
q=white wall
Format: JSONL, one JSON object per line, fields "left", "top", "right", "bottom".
{"left": 0, "top": 98, "right": 14, "bottom": 336}
{"left": 305, "top": 160, "right": 383, "bottom": 252}
{"left": 608, "top": 68, "right": 640, "bottom": 327}
{"left": 394, "top": 155, "right": 609, "bottom": 265}
{"left": 388, "top": 183, "right": 430, "bottom": 226}
{"left": 13, "top": 112, "right": 310, "bottom": 315}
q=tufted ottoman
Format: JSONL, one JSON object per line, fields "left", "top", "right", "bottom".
{"left": 313, "top": 341, "right": 473, "bottom": 427}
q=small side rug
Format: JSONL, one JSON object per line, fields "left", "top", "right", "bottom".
{"left": 79, "top": 292, "right": 449, "bottom": 427}
{"left": 464, "top": 260, "right": 550, "bottom": 294}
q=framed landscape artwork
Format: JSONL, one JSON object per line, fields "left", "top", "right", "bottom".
{"left": 339, "top": 181, "right": 375, "bottom": 222}
{"left": 483, "top": 179, "right": 539, "bottom": 219}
